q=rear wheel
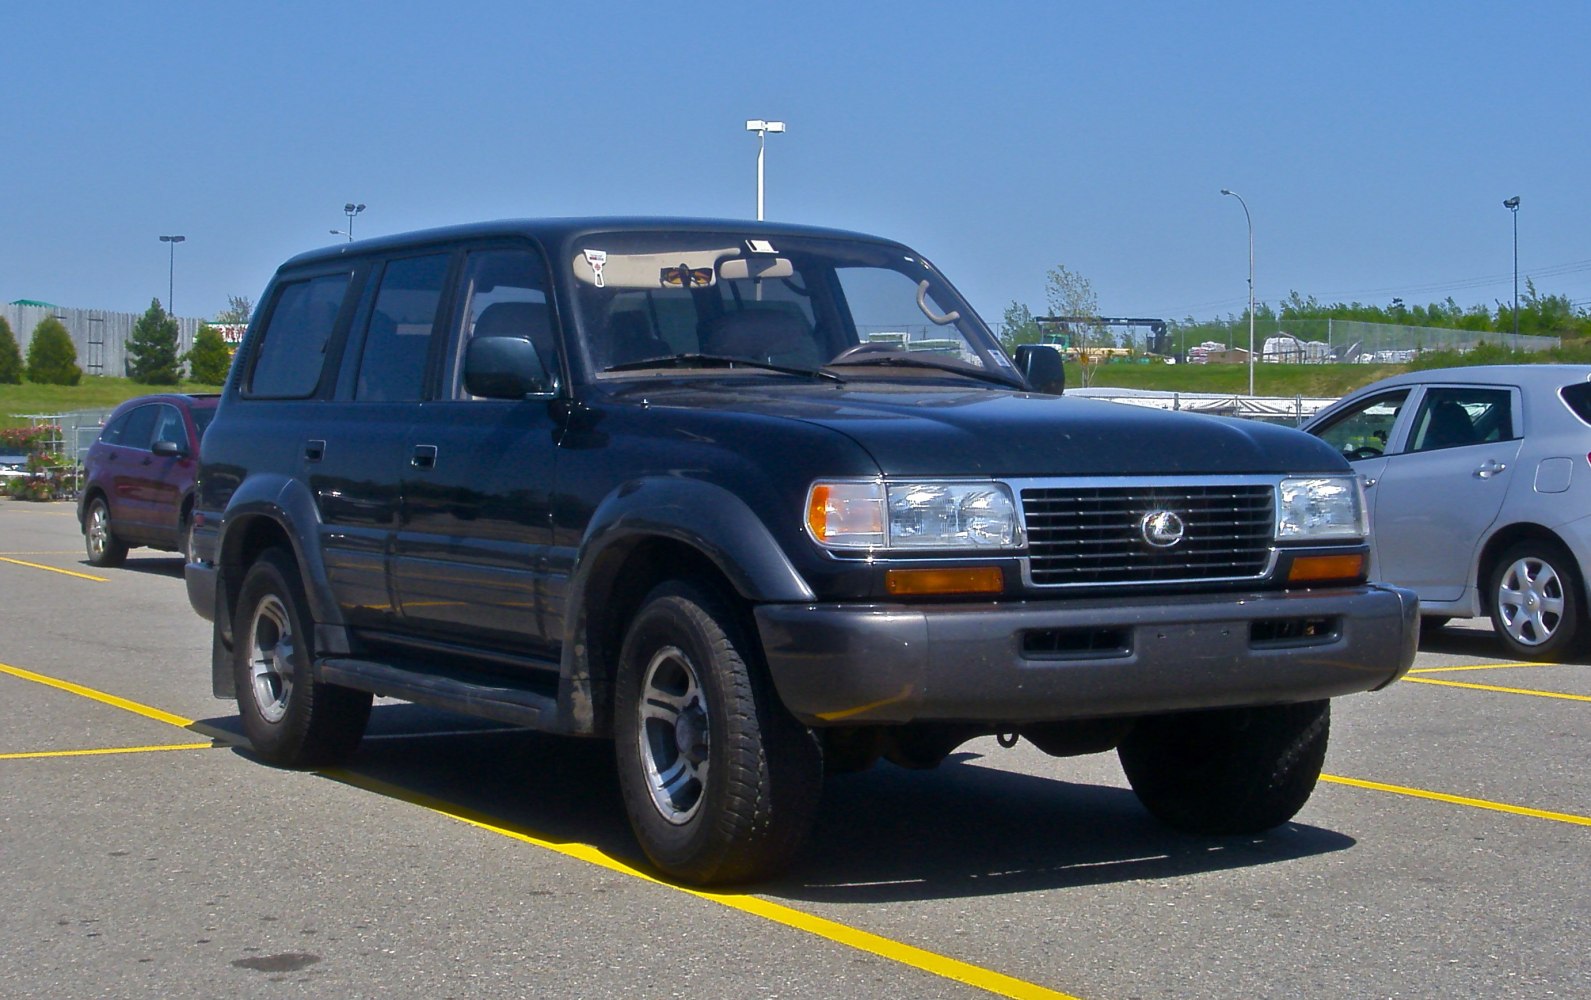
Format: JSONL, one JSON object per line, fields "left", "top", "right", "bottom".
{"left": 1118, "top": 700, "right": 1329, "bottom": 835}
{"left": 614, "top": 580, "right": 822, "bottom": 885}
{"left": 233, "top": 550, "right": 371, "bottom": 766}
{"left": 1488, "top": 541, "right": 1584, "bottom": 661}
{"left": 83, "top": 496, "right": 129, "bottom": 567}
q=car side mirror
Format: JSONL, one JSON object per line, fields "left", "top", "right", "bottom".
{"left": 1014, "top": 344, "right": 1066, "bottom": 395}
{"left": 464, "top": 335, "right": 552, "bottom": 399}
{"left": 152, "top": 439, "right": 185, "bottom": 457}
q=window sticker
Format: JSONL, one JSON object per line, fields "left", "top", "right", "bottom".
{"left": 583, "top": 249, "right": 608, "bottom": 288}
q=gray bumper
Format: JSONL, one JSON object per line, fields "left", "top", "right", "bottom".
{"left": 755, "top": 584, "right": 1418, "bottom": 726}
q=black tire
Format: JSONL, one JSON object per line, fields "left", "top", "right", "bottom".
{"left": 233, "top": 550, "right": 371, "bottom": 766}
{"left": 613, "top": 580, "right": 822, "bottom": 885}
{"left": 83, "top": 496, "right": 129, "bottom": 567}
{"left": 179, "top": 513, "right": 195, "bottom": 563}
{"left": 1488, "top": 541, "right": 1584, "bottom": 661}
{"left": 1118, "top": 700, "right": 1330, "bottom": 835}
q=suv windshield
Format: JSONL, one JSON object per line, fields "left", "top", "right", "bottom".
{"left": 567, "top": 231, "right": 1017, "bottom": 383}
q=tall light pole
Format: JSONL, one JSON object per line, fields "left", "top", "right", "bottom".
{"left": 1220, "top": 189, "right": 1255, "bottom": 396}
{"left": 331, "top": 202, "right": 365, "bottom": 242}
{"left": 158, "top": 235, "right": 186, "bottom": 315}
{"left": 1503, "top": 196, "right": 1520, "bottom": 347}
{"left": 744, "top": 120, "right": 785, "bottom": 221}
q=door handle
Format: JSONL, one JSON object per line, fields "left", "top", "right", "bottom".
{"left": 1475, "top": 459, "right": 1508, "bottom": 479}
{"left": 411, "top": 444, "right": 438, "bottom": 469}
{"left": 304, "top": 439, "right": 326, "bottom": 462}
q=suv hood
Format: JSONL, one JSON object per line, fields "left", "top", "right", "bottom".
{"left": 611, "top": 380, "right": 1349, "bottom": 477}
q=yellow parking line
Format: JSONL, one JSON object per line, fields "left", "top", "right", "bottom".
{"left": 1, "top": 742, "right": 215, "bottom": 761}
{"left": 0, "top": 662, "right": 193, "bottom": 728}
{"left": 0, "top": 550, "right": 87, "bottom": 556}
{"left": 1401, "top": 676, "right": 1591, "bottom": 702}
{"left": 331, "top": 769, "right": 1081, "bottom": 1000}
{"left": 1408, "top": 662, "right": 1562, "bottom": 674}
{"left": 0, "top": 556, "right": 107, "bottom": 582}
{"left": 1321, "top": 774, "right": 1591, "bottom": 827}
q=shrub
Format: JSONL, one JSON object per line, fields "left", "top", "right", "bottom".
{"left": 186, "top": 324, "right": 234, "bottom": 385}
{"left": 0, "top": 316, "right": 22, "bottom": 384}
{"left": 24, "top": 317, "right": 81, "bottom": 385}
{"left": 127, "top": 298, "right": 182, "bottom": 384}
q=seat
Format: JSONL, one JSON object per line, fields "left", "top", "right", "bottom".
{"left": 1420, "top": 400, "right": 1477, "bottom": 450}
{"left": 700, "top": 309, "right": 811, "bottom": 361}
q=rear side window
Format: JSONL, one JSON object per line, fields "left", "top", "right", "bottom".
{"left": 247, "top": 273, "right": 352, "bottom": 397}
{"left": 1560, "top": 382, "right": 1591, "bottom": 425}
{"left": 355, "top": 254, "right": 451, "bottom": 402}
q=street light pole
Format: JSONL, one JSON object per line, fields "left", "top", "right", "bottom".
{"left": 1220, "top": 189, "right": 1255, "bottom": 396}
{"left": 744, "top": 120, "right": 785, "bottom": 221}
{"left": 332, "top": 202, "right": 366, "bottom": 242}
{"left": 1503, "top": 196, "right": 1520, "bottom": 347}
{"left": 158, "top": 235, "right": 186, "bottom": 315}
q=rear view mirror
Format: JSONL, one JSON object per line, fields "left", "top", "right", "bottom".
{"left": 1014, "top": 344, "right": 1066, "bottom": 395}
{"left": 152, "top": 439, "right": 186, "bottom": 457}
{"left": 464, "top": 335, "right": 552, "bottom": 399}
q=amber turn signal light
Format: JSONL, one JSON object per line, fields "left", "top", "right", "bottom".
{"left": 885, "top": 566, "right": 1004, "bottom": 596}
{"left": 1287, "top": 553, "right": 1365, "bottom": 583}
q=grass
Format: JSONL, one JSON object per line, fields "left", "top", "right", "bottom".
{"left": 0, "top": 378, "right": 224, "bottom": 428}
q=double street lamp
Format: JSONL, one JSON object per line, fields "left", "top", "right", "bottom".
{"left": 1220, "top": 188, "right": 1256, "bottom": 396}
{"left": 158, "top": 235, "right": 186, "bottom": 315}
{"left": 331, "top": 202, "right": 366, "bottom": 242}
{"left": 744, "top": 120, "right": 785, "bottom": 221}
{"left": 1503, "top": 196, "right": 1520, "bottom": 346}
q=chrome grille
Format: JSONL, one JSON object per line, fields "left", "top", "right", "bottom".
{"left": 1021, "top": 483, "right": 1275, "bottom": 586}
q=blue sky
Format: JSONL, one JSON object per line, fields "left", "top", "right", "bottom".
{"left": 4, "top": 1, "right": 1588, "bottom": 328}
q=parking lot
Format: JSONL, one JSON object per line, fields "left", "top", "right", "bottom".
{"left": 1, "top": 498, "right": 1586, "bottom": 999}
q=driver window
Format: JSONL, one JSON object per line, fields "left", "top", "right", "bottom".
{"left": 450, "top": 249, "right": 556, "bottom": 398}
{"left": 1313, "top": 390, "right": 1409, "bottom": 459}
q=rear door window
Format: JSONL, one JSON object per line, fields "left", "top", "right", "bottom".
{"left": 1408, "top": 387, "right": 1514, "bottom": 452}
{"left": 355, "top": 254, "right": 451, "bottom": 402}
{"left": 247, "top": 273, "right": 352, "bottom": 397}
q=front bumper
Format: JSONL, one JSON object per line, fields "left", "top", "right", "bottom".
{"left": 755, "top": 583, "right": 1418, "bottom": 726}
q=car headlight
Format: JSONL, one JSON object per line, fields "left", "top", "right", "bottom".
{"left": 1276, "top": 476, "right": 1367, "bottom": 540}
{"left": 807, "top": 480, "right": 1017, "bottom": 550}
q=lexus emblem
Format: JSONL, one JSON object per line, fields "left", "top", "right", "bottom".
{"left": 1139, "top": 510, "right": 1186, "bottom": 549}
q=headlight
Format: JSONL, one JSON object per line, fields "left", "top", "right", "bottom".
{"left": 1276, "top": 476, "right": 1366, "bottom": 540}
{"left": 807, "top": 480, "right": 1017, "bottom": 550}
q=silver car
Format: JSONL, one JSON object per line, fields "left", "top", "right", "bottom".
{"left": 1304, "top": 364, "right": 1591, "bottom": 660}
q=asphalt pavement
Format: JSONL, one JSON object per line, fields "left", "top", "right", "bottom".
{"left": 1, "top": 499, "right": 1586, "bottom": 999}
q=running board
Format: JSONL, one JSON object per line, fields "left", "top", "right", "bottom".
{"left": 318, "top": 657, "right": 567, "bottom": 732}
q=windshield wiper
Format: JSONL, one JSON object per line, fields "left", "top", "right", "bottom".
{"left": 822, "top": 352, "right": 1025, "bottom": 389}
{"left": 603, "top": 353, "right": 842, "bottom": 382}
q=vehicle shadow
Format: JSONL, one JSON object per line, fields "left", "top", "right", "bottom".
{"left": 105, "top": 555, "right": 186, "bottom": 579}
{"left": 196, "top": 703, "right": 1356, "bottom": 902}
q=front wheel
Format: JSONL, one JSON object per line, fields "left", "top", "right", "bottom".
{"left": 614, "top": 581, "right": 822, "bottom": 885}
{"left": 1118, "top": 700, "right": 1330, "bottom": 835}
{"left": 1488, "top": 542, "right": 1584, "bottom": 661}
{"left": 233, "top": 550, "right": 371, "bottom": 766}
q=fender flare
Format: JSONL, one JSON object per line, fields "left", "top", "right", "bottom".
{"left": 557, "top": 476, "right": 814, "bottom": 734}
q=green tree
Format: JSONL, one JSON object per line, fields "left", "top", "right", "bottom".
{"left": 0, "top": 315, "right": 23, "bottom": 384}
{"left": 127, "top": 298, "right": 182, "bottom": 384}
{"left": 1043, "top": 263, "right": 1102, "bottom": 385}
{"left": 998, "top": 300, "right": 1041, "bottom": 352}
{"left": 186, "top": 323, "right": 233, "bottom": 385}
{"left": 24, "top": 317, "right": 82, "bottom": 385}
{"left": 215, "top": 294, "right": 254, "bottom": 325}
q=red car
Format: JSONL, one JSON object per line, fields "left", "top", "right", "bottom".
{"left": 79, "top": 393, "right": 219, "bottom": 566}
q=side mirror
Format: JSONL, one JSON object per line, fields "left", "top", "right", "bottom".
{"left": 152, "top": 439, "right": 185, "bottom": 457}
{"left": 464, "top": 335, "right": 553, "bottom": 399}
{"left": 1014, "top": 344, "right": 1066, "bottom": 395}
